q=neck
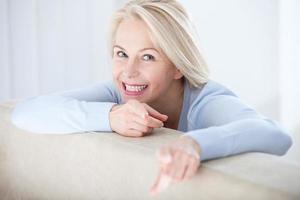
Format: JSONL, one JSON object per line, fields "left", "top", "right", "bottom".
{"left": 148, "top": 78, "right": 184, "bottom": 130}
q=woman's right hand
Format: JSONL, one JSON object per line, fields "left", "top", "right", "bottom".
{"left": 109, "top": 99, "right": 168, "bottom": 137}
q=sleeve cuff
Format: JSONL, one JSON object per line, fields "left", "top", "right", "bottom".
{"left": 84, "top": 102, "right": 117, "bottom": 132}
{"left": 182, "top": 126, "right": 233, "bottom": 161}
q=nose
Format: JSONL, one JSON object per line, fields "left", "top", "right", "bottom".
{"left": 123, "top": 57, "right": 139, "bottom": 78}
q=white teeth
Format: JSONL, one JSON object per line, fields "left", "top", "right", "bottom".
{"left": 125, "top": 84, "right": 147, "bottom": 92}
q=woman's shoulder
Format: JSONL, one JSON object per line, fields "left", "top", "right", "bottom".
{"left": 185, "top": 79, "right": 260, "bottom": 129}
{"left": 186, "top": 79, "right": 239, "bottom": 105}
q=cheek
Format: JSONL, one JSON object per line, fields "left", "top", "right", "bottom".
{"left": 112, "top": 61, "right": 123, "bottom": 80}
{"left": 147, "top": 70, "right": 174, "bottom": 91}
{"left": 149, "top": 66, "right": 174, "bottom": 82}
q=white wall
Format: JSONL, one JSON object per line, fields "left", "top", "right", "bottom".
{"left": 178, "top": 0, "right": 280, "bottom": 120}
{"left": 279, "top": 0, "right": 300, "bottom": 133}
{"left": 0, "top": 0, "right": 115, "bottom": 99}
{"left": 0, "top": 0, "right": 299, "bottom": 132}
{"left": 178, "top": 0, "right": 300, "bottom": 133}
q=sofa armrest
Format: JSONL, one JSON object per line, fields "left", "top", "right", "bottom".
{"left": 0, "top": 101, "right": 299, "bottom": 200}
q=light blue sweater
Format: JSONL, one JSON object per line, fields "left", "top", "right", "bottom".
{"left": 11, "top": 79, "right": 292, "bottom": 161}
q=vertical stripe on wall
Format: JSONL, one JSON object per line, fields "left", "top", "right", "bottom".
{"left": 279, "top": 0, "right": 300, "bottom": 132}
{"left": 9, "top": 0, "right": 40, "bottom": 98}
{"left": 88, "top": 0, "right": 114, "bottom": 83}
{"left": 63, "top": 0, "right": 91, "bottom": 89}
{"left": 0, "top": 0, "right": 11, "bottom": 99}
{"left": 37, "top": 0, "right": 66, "bottom": 94}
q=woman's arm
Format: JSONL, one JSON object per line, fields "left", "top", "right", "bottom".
{"left": 183, "top": 95, "right": 293, "bottom": 161}
{"left": 11, "top": 81, "right": 119, "bottom": 134}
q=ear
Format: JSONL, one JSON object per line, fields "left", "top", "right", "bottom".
{"left": 174, "top": 68, "right": 183, "bottom": 80}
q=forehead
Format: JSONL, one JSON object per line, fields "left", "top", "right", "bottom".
{"left": 115, "top": 18, "right": 158, "bottom": 49}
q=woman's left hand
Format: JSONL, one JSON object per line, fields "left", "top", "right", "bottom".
{"left": 150, "top": 136, "right": 201, "bottom": 195}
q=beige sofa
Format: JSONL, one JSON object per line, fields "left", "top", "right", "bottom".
{"left": 1, "top": 100, "right": 299, "bottom": 200}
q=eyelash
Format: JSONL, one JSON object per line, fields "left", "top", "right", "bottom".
{"left": 115, "top": 51, "right": 155, "bottom": 61}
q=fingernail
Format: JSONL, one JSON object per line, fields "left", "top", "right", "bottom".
{"left": 143, "top": 113, "right": 148, "bottom": 119}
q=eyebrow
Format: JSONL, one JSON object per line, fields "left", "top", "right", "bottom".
{"left": 113, "top": 45, "right": 160, "bottom": 54}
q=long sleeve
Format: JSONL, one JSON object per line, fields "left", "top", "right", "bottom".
{"left": 11, "top": 81, "right": 120, "bottom": 134}
{"left": 183, "top": 95, "right": 293, "bottom": 161}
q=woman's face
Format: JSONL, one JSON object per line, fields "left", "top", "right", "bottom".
{"left": 112, "top": 18, "right": 182, "bottom": 103}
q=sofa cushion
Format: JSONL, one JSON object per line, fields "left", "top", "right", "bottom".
{"left": 0, "top": 101, "right": 299, "bottom": 200}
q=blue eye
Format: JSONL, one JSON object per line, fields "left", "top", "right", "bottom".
{"left": 116, "top": 51, "right": 127, "bottom": 58}
{"left": 143, "top": 54, "right": 155, "bottom": 61}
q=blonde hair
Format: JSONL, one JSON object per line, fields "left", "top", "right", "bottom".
{"left": 108, "top": 0, "right": 209, "bottom": 88}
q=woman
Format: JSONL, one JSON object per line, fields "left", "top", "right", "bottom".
{"left": 11, "top": 0, "right": 292, "bottom": 195}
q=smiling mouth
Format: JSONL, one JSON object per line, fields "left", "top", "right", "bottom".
{"left": 122, "top": 82, "right": 148, "bottom": 94}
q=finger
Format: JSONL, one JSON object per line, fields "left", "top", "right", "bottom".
{"left": 150, "top": 168, "right": 172, "bottom": 196}
{"left": 122, "top": 129, "right": 143, "bottom": 137}
{"left": 174, "top": 154, "right": 190, "bottom": 181}
{"left": 156, "top": 146, "right": 173, "bottom": 166}
{"left": 181, "top": 165, "right": 189, "bottom": 181}
{"left": 183, "top": 157, "right": 200, "bottom": 180}
{"left": 128, "top": 100, "right": 149, "bottom": 118}
{"left": 169, "top": 151, "right": 184, "bottom": 181}
{"left": 133, "top": 114, "right": 164, "bottom": 128}
{"left": 150, "top": 169, "right": 162, "bottom": 195}
{"left": 143, "top": 127, "right": 153, "bottom": 136}
{"left": 129, "top": 121, "right": 151, "bottom": 133}
{"left": 143, "top": 104, "right": 168, "bottom": 121}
